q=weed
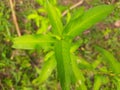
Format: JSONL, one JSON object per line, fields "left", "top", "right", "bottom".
{"left": 12, "top": 0, "right": 115, "bottom": 90}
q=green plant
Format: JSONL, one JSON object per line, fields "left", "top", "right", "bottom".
{"left": 12, "top": 0, "right": 114, "bottom": 90}
{"left": 95, "top": 46, "right": 120, "bottom": 90}
{"left": 0, "top": 2, "right": 11, "bottom": 37}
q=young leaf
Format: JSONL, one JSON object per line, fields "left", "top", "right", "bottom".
{"left": 45, "top": 1, "right": 63, "bottom": 36}
{"left": 63, "top": 5, "right": 114, "bottom": 39}
{"left": 54, "top": 40, "right": 72, "bottom": 90}
{"left": 95, "top": 46, "right": 120, "bottom": 74}
{"left": 32, "top": 57, "right": 56, "bottom": 85}
{"left": 12, "top": 34, "right": 56, "bottom": 49}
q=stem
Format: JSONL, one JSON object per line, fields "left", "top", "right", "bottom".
{"left": 9, "top": 0, "right": 21, "bottom": 36}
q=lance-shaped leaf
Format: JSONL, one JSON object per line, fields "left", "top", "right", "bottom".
{"left": 71, "top": 54, "right": 87, "bottom": 90}
{"left": 78, "top": 56, "right": 93, "bottom": 70}
{"left": 70, "top": 39, "right": 83, "bottom": 53}
{"left": 95, "top": 46, "right": 120, "bottom": 74}
{"left": 71, "top": 7, "right": 85, "bottom": 21}
{"left": 55, "top": 40, "right": 72, "bottom": 90}
{"left": 63, "top": 5, "right": 114, "bottom": 39}
{"left": 32, "top": 57, "right": 56, "bottom": 85}
{"left": 12, "top": 34, "right": 56, "bottom": 49}
{"left": 45, "top": 1, "right": 63, "bottom": 35}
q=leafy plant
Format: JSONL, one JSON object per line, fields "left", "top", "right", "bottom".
{"left": 95, "top": 46, "right": 120, "bottom": 90}
{"left": 0, "top": 2, "right": 11, "bottom": 37}
{"left": 12, "top": 0, "right": 114, "bottom": 89}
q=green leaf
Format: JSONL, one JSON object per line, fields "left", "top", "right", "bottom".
{"left": 36, "top": 0, "right": 44, "bottom": 6}
{"left": 93, "top": 75, "right": 108, "bottom": 90}
{"left": 54, "top": 40, "right": 72, "bottom": 90}
{"left": 32, "top": 57, "right": 56, "bottom": 85}
{"left": 70, "top": 6, "right": 85, "bottom": 21}
{"left": 45, "top": 1, "right": 63, "bottom": 36}
{"left": 66, "top": 11, "right": 71, "bottom": 24}
{"left": 44, "top": 51, "right": 54, "bottom": 61}
{"left": 63, "top": 5, "right": 114, "bottom": 39}
{"left": 23, "top": 87, "right": 33, "bottom": 90}
{"left": 78, "top": 56, "right": 93, "bottom": 70}
{"left": 93, "top": 75, "right": 102, "bottom": 90}
{"left": 92, "top": 59, "right": 101, "bottom": 69}
{"left": 113, "top": 77, "right": 120, "bottom": 90}
{"left": 12, "top": 34, "right": 56, "bottom": 49}
{"left": 71, "top": 54, "right": 87, "bottom": 90}
{"left": 95, "top": 46, "right": 120, "bottom": 74}
{"left": 70, "top": 40, "right": 83, "bottom": 53}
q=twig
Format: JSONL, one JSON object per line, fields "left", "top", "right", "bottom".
{"left": 9, "top": 0, "right": 21, "bottom": 36}
{"left": 62, "top": 0, "right": 84, "bottom": 16}
{"left": 48, "top": 0, "right": 84, "bottom": 30}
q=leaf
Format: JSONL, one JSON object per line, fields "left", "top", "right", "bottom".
{"left": 93, "top": 75, "right": 108, "bottom": 90}
{"left": 78, "top": 56, "right": 93, "bottom": 70}
{"left": 12, "top": 34, "right": 56, "bottom": 49}
{"left": 92, "top": 59, "right": 101, "bottom": 69}
{"left": 23, "top": 87, "right": 33, "bottom": 90}
{"left": 32, "top": 57, "right": 56, "bottom": 85}
{"left": 113, "top": 77, "right": 120, "bottom": 90}
{"left": 93, "top": 75, "right": 102, "bottom": 90}
{"left": 54, "top": 40, "right": 72, "bottom": 90}
{"left": 71, "top": 54, "right": 87, "bottom": 90}
{"left": 45, "top": 1, "right": 63, "bottom": 36}
{"left": 95, "top": 46, "right": 120, "bottom": 74}
{"left": 66, "top": 11, "right": 71, "bottom": 24}
{"left": 44, "top": 51, "right": 54, "bottom": 61}
{"left": 63, "top": 5, "right": 114, "bottom": 39}
{"left": 70, "top": 6, "right": 85, "bottom": 21}
{"left": 70, "top": 39, "right": 83, "bottom": 53}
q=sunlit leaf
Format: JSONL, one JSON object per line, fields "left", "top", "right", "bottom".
{"left": 12, "top": 34, "right": 56, "bottom": 49}
{"left": 44, "top": 51, "right": 54, "bottom": 61}
{"left": 66, "top": 11, "right": 71, "bottom": 24}
{"left": 55, "top": 40, "right": 72, "bottom": 90}
{"left": 45, "top": 1, "right": 63, "bottom": 35}
{"left": 32, "top": 57, "right": 56, "bottom": 85}
{"left": 63, "top": 5, "right": 114, "bottom": 39}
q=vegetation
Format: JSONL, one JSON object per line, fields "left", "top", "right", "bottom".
{"left": 0, "top": 0, "right": 120, "bottom": 90}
